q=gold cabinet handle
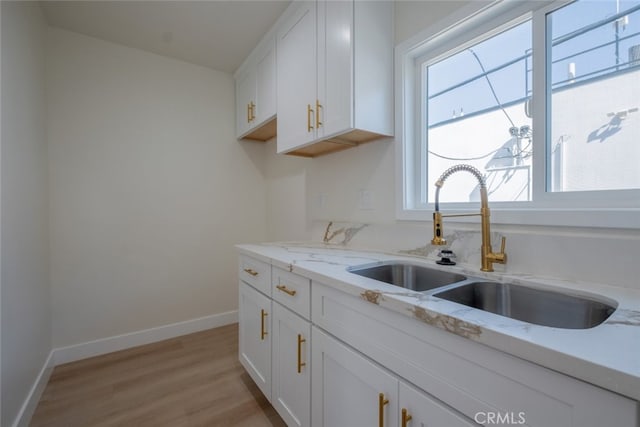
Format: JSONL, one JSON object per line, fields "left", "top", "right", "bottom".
{"left": 249, "top": 101, "right": 256, "bottom": 121}
{"left": 247, "top": 103, "right": 251, "bottom": 123}
{"left": 260, "top": 309, "right": 268, "bottom": 340}
{"left": 243, "top": 268, "right": 258, "bottom": 277}
{"left": 401, "top": 408, "right": 412, "bottom": 427}
{"left": 276, "top": 284, "right": 297, "bottom": 296}
{"left": 316, "top": 99, "right": 323, "bottom": 128}
{"left": 379, "top": 393, "right": 389, "bottom": 427}
{"left": 297, "top": 334, "right": 306, "bottom": 373}
{"left": 307, "top": 104, "right": 314, "bottom": 132}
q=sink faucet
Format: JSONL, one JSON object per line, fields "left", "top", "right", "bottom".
{"left": 431, "top": 164, "right": 507, "bottom": 272}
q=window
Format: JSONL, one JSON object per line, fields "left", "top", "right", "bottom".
{"left": 396, "top": 0, "right": 640, "bottom": 228}
{"left": 425, "top": 19, "right": 532, "bottom": 205}
{"left": 547, "top": 0, "right": 640, "bottom": 193}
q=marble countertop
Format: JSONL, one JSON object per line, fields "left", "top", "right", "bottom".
{"left": 236, "top": 242, "right": 640, "bottom": 401}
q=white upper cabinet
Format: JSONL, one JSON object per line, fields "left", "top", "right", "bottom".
{"left": 275, "top": 1, "right": 317, "bottom": 151}
{"left": 276, "top": 0, "right": 393, "bottom": 157}
{"left": 235, "top": 62, "right": 256, "bottom": 137}
{"left": 235, "top": 35, "right": 277, "bottom": 141}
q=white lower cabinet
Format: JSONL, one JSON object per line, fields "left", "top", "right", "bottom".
{"left": 311, "top": 327, "right": 398, "bottom": 427}
{"left": 238, "top": 253, "right": 638, "bottom": 427}
{"left": 311, "top": 281, "right": 638, "bottom": 427}
{"left": 311, "top": 327, "right": 476, "bottom": 427}
{"left": 272, "top": 302, "right": 311, "bottom": 427}
{"left": 239, "top": 260, "right": 313, "bottom": 426}
{"left": 238, "top": 281, "right": 271, "bottom": 400}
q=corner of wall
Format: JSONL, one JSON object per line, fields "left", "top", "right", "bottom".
{"left": 1, "top": 2, "right": 52, "bottom": 426}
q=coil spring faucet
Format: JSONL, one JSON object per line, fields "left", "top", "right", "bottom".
{"left": 431, "top": 164, "right": 507, "bottom": 272}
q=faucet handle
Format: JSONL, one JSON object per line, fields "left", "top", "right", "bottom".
{"left": 486, "top": 236, "right": 507, "bottom": 269}
{"left": 488, "top": 236, "right": 507, "bottom": 266}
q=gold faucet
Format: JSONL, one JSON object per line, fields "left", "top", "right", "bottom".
{"left": 431, "top": 164, "right": 507, "bottom": 272}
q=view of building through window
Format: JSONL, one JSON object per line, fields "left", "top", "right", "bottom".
{"left": 549, "top": 0, "right": 640, "bottom": 193}
{"left": 424, "top": 0, "right": 640, "bottom": 204}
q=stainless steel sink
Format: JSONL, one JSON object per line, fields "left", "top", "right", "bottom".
{"left": 348, "top": 262, "right": 467, "bottom": 292}
{"left": 434, "top": 281, "right": 617, "bottom": 329}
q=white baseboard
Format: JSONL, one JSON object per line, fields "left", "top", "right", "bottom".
{"left": 53, "top": 310, "right": 238, "bottom": 366}
{"left": 12, "top": 350, "right": 55, "bottom": 427}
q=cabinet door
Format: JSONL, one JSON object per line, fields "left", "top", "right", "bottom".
{"left": 317, "top": 0, "right": 353, "bottom": 139}
{"left": 399, "top": 381, "right": 476, "bottom": 427}
{"left": 272, "top": 303, "right": 311, "bottom": 427}
{"left": 235, "top": 65, "right": 256, "bottom": 137}
{"left": 238, "top": 281, "right": 271, "bottom": 400}
{"left": 276, "top": 1, "right": 317, "bottom": 153}
{"left": 312, "top": 327, "right": 398, "bottom": 427}
{"left": 255, "top": 37, "right": 276, "bottom": 126}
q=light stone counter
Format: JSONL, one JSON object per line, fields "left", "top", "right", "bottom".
{"left": 236, "top": 242, "right": 640, "bottom": 401}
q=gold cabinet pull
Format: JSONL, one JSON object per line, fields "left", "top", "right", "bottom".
{"left": 249, "top": 101, "right": 256, "bottom": 121}
{"left": 401, "top": 408, "right": 412, "bottom": 427}
{"left": 247, "top": 103, "right": 251, "bottom": 123}
{"left": 243, "top": 268, "right": 258, "bottom": 277}
{"left": 316, "top": 99, "right": 323, "bottom": 128}
{"left": 378, "top": 393, "right": 389, "bottom": 427}
{"left": 260, "top": 309, "right": 268, "bottom": 340}
{"left": 297, "top": 334, "right": 306, "bottom": 373}
{"left": 307, "top": 104, "right": 314, "bottom": 132}
{"left": 276, "top": 284, "right": 297, "bottom": 296}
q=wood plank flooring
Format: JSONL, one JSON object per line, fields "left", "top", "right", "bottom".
{"left": 30, "top": 324, "right": 286, "bottom": 427}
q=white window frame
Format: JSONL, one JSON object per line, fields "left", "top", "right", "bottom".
{"left": 395, "top": 0, "right": 640, "bottom": 229}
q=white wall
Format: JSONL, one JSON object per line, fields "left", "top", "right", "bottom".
{"left": 551, "top": 71, "right": 640, "bottom": 192}
{"left": 1, "top": 2, "right": 51, "bottom": 426}
{"left": 47, "top": 28, "right": 267, "bottom": 348}
{"left": 394, "top": 0, "right": 481, "bottom": 44}
{"left": 264, "top": 143, "right": 312, "bottom": 242}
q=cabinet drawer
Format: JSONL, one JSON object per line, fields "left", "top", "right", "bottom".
{"left": 239, "top": 255, "right": 271, "bottom": 295}
{"left": 272, "top": 267, "right": 311, "bottom": 320}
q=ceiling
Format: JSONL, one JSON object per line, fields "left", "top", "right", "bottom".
{"left": 41, "top": 0, "right": 291, "bottom": 74}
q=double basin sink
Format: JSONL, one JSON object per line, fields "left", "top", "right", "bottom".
{"left": 347, "top": 261, "right": 617, "bottom": 329}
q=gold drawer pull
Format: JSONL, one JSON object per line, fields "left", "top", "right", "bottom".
{"left": 260, "top": 309, "right": 268, "bottom": 340}
{"left": 243, "top": 268, "right": 259, "bottom": 277}
{"left": 379, "top": 393, "right": 389, "bottom": 427}
{"left": 276, "top": 284, "right": 297, "bottom": 296}
{"left": 401, "top": 408, "right": 412, "bottom": 427}
{"left": 297, "top": 334, "right": 306, "bottom": 373}
{"left": 247, "top": 103, "right": 251, "bottom": 123}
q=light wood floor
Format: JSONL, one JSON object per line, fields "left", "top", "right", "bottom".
{"left": 30, "top": 323, "right": 286, "bottom": 427}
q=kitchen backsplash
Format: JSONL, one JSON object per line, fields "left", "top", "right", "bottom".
{"left": 308, "top": 220, "right": 639, "bottom": 291}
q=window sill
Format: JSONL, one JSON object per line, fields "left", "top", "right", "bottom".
{"left": 396, "top": 207, "right": 640, "bottom": 230}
